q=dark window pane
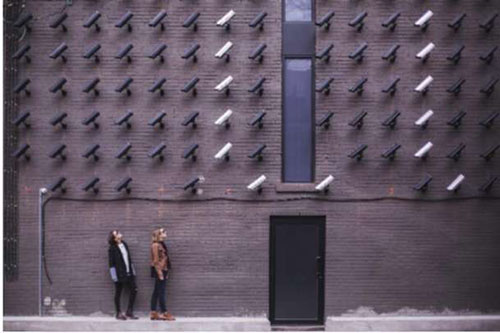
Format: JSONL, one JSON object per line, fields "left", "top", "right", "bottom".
{"left": 285, "top": 0, "right": 312, "bottom": 22}
{"left": 283, "top": 59, "right": 313, "bottom": 183}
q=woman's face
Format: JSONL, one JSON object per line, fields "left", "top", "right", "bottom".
{"left": 160, "top": 229, "right": 167, "bottom": 241}
{"left": 114, "top": 230, "right": 123, "bottom": 242}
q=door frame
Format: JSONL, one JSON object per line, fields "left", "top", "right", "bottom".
{"left": 269, "top": 215, "right": 326, "bottom": 325}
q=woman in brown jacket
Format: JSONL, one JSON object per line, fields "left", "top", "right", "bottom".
{"left": 150, "top": 228, "right": 175, "bottom": 321}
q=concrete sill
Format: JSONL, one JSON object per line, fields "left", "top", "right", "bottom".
{"left": 275, "top": 183, "right": 317, "bottom": 193}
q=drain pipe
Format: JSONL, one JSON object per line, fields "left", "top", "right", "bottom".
{"left": 39, "top": 187, "right": 48, "bottom": 317}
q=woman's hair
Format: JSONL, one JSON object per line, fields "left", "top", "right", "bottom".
{"left": 151, "top": 228, "right": 164, "bottom": 243}
{"left": 108, "top": 230, "right": 117, "bottom": 246}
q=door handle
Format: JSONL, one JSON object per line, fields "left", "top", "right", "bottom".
{"left": 316, "top": 256, "right": 323, "bottom": 278}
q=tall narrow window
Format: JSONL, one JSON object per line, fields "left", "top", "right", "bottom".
{"left": 285, "top": 0, "right": 312, "bottom": 22}
{"left": 283, "top": 59, "right": 313, "bottom": 182}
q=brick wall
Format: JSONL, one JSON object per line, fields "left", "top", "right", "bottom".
{"left": 4, "top": 0, "right": 500, "bottom": 317}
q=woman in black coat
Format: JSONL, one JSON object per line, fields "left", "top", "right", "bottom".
{"left": 108, "top": 230, "right": 138, "bottom": 320}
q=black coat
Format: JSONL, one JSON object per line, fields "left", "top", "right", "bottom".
{"left": 108, "top": 241, "right": 135, "bottom": 282}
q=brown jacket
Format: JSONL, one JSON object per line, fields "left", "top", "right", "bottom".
{"left": 151, "top": 242, "right": 170, "bottom": 278}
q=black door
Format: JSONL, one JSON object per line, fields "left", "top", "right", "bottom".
{"left": 270, "top": 216, "right": 325, "bottom": 325}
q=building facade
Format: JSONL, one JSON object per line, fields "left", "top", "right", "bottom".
{"left": 4, "top": 0, "right": 500, "bottom": 325}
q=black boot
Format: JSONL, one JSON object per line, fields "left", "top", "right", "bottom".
{"left": 126, "top": 310, "right": 139, "bottom": 320}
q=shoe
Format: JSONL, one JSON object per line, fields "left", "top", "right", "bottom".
{"left": 163, "top": 312, "right": 176, "bottom": 321}
{"left": 116, "top": 312, "right": 127, "bottom": 320}
{"left": 150, "top": 311, "right": 161, "bottom": 320}
{"left": 126, "top": 311, "right": 139, "bottom": 320}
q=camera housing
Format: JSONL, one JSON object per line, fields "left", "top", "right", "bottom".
{"left": 215, "top": 76, "right": 233, "bottom": 96}
{"left": 447, "top": 78, "right": 466, "bottom": 96}
{"left": 115, "top": 143, "right": 132, "bottom": 161}
{"left": 50, "top": 112, "right": 68, "bottom": 129}
{"left": 115, "top": 177, "right": 132, "bottom": 194}
{"left": 115, "top": 11, "right": 133, "bottom": 32}
{"left": 414, "top": 141, "right": 434, "bottom": 159}
{"left": 149, "top": 44, "right": 167, "bottom": 63}
{"left": 149, "top": 143, "right": 167, "bottom": 161}
{"left": 116, "top": 43, "right": 133, "bottom": 63}
{"left": 479, "top": 112, "right": 499, "bottom": 129}
{"left": 214, "top": 110, "right": 233, "bottom": 129}
{"left": 82, "top": 177, "right": 100, "bottom": 194}
{"left": 49, "top": 144, "right": 67, "bottom": 160}
{"left": 249, "top": 111, "right": 266, "bottom": 129}
{"left": 414, "top": 10, "right": 433, "bottom": 31}
{"left": 49, "top": 78, "right": 67, "bottom": 96}
{"left": 413, "top": 174, "right": 432, "bottom": 192}
{"left": 83, "top": 11, "right": 101, "bottom": 32}
{"left": 382, "top": 44, "right": 400, "bottom": 63}
{"left": 49, "top": 177, "right": 67, "bottom": 193}
{"left": 82, "top": 144, "right": 100, "bottom": 161}
{"left": 446, "top": 143, "right": 466, "bottom": 161}
{"left": 315, "top": 175, "right": 334, "bottom": 193}
{"left": 248, "top": 144, "right": 266, "bottom": 162}
{"left": 49, "top": 42, "right": 68, "bottom": 62}
{"left": 182, "top": 43, "right": 200, "bottom": 63}
{"left": 479, "top": 176, "right": 498, "bottom": 193}
{"left": 182, "top": 77, "right": 200, "bottom": 96}
{"left": 214, "top": 142, "right": 232, "bottom": 161}
{"left": 82, "top": 78, "right": 100, "bottom": 96}
{"left": 248, "top": 77, "right": 266, "bottom": 96}
{"left": 480, "top": 46, "right": 497, "bottom": 64}
{"left": 348, "top": 11, "right": 367, "bottom": 32}
{"left": 215, "top": 41, "right": 233, "bottom": 62}
{"left": 349, "top": 42, "right": 368, "bottom": 62}
{"left": 14, "top": 78, "right": 31, "bottom": 96}
{"left": 12, "top": 44, "right": 31, "bottom": 63}
{"left": 415, "top": 110, "right": 434, "bottom": 129}
{"left": 382, "top": 110, "right": 401, "bottom": 129}
{"left": 316, "top": 10, "right": 335, "bottom": 30}
{"left": 12, "top": 143, "right": 31, "bottom": 161}
{"left": 348, "top": 144, "right": 368, "bottom": 161}
{"left": 115, "top": 77, "right": 134, "bottom": 96}
{"left": 316, "top": 112, "right": 334, "bottom": 130}
{"left": 448, "top": 13, "right": 466, "bottom": 31}
{"left": 12, "top": 112, "right": 31, "bottom": 128}
{"left": 480, "top": 144, "right": 499, "bottom": 161}
{"left": 50, "top": 12, "right": 68, "bottom": 32}
{"left": 316, "top": 44, "right": 334, "bottom": 63}
{"left": 217, "top": 10, "right": 235, "bottom": 30}
{"left": 249, "top": 12, "right": 268, "bottom": 31}
{"left": 381, "top": 143, "right": 401, "bottom": 161}
{"left": 182, "top": 112, "right": 200, "bottom": 129}
{"left": 149, "top": 10, "right": 167, "bottom": 30}
{"left": 14, "top": 12, "right": 33, "bottom": 31}
{"left": 447, "top": 111, "right": 467, "bottom": 129}
{"left": 83, "top": 43, "right": 101, "bottom": 63}
{"left": 183, "top": 12, "right": 200, "bottom": 31}
{"left": 416, "top": 42, "right": 435, "bottom": 63}
{"left": 82, "top": 111, "right": 100, "bottom": 129}
{"left": 479, "top": 13, "right": 498, "bottom": 33}
{"left": 382, "top": 77, "right": 400, "bottom": 96}
{"left": 115, "top": 111, "right": 134, "bottom": 129}
{"left": 148, "top": 112, "right": 167, "bottom": 129}
{"left": 447, "top": 174, "right": 465, "bottom": 192}
{"left": 316, "top": 78, "right": 334, "bottom": 95}
{"left": 382, "top": 12, "right": 400, "bottom": 31}
{"left": 414, "top": 75, "right": 433, "bottom": 95}
{"left": 349, "top": 77, "right": 367, "bottom": 95}
{"left": 447, "top": 45, "right": 465, "bottom": 64}
{"left": 349, "top": 111, "right": 368, "bottom": 129}
{"left": 480, "top": 78, "right": 498, "bottom": 96}
{"left": 149, "top": 78, "right": 167, "bottom": 96}
{"left": 247, "top": 175, "right": 266, "bottom": 194}
{"left": 183, "top": 143, "right": 199, "bottom": 161}
{"left": 249, "top": 43, "right": 267, "bottom": 63}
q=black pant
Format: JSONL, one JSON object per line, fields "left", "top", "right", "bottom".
{"left": 114, "top": 274, "right": 137, "bottom": 314}
{"left": 150, "top": 270, "right": 167, "bottom": 312}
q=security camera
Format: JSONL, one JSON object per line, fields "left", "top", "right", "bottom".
{"left": 148, "top": 78, "right": 167, "bottom": 96}
{"left": 480, "top": 78, "right": 498, "bottom": 96}
{"left": 82, "top": 111, "right": 100, "bottom": 129}
{"left": 447, "top": 45, "right": 465, "bottom": 64}
{"left": 148, "top": 143, "right": 167, "bottom": 161}
{"left": 12, "top": 112, "right": 31, "bottom": 129}
{"left": 49, "top": 78, "right": 67, "bottom": 96}
{"left": 316, "top": 44, "right": 334, "bottom": 63}
{"left": 115, "top": 142, "right": 132, "bottom": 161}
{"left": 149, "top": 10, "right": 167, "bottom": 30}
{"left": 49, "top": 144, "right": 67, "bottom": 160}
{"left": 214, "top": 142, "right": 232, "bottom": 161}
{"left": 247, "top": 175, "right": 266, "bottom": 194}
{"left": 248, "top": 144, "right": 266, "bottom": 161}
{"left": 50, "top": 12, "right": 68, "bottom": 32}
{"left": 115, "top": 111, "right": 134, "bottom": 129}
{"left": 182, "top": 43, "right": 200, "bottom": 62}
{"left": 82, "top": 78, "right": 100, "bottom": 96}
{"left": 215, "top": 76, "right": 233, "bottom": 96}
{"left": 446, "top": 143, "right": 466, "bottom": 161}
{"left": 214, "top": 110, "right": 233, "bottom": 129}
{"left": 447, "top": 111, "right": 467, "bottom": 129}
{"left": 414, "top": 75, "right": 433, "bottom": 94}
{"left": 82, "top": 177, "right": 100, "bottom": 194}
{"left": 479, "top": 13, "right": 498, "bottom": 33}
{"left": 479, "top": 176, "right": 498, "bottom": 193}
{"left": 83, "top": 43, "right": 101, "bottom": 63}
{"left": 14, "top": 12, "right": 33, "bottom": 31}
{"left": 382, "top": 12, "right": 400, "bottom": 31}
{"left": 217, "top": 10, "right": 235, "bottom": 30}
{"left": 413, "top": 174, "right": 432, "bottom": 192}
{"left": 215, "top": 41, "right": 233, "bottom": 62}
{"left": 12, "top": 143, "right": 31, "bottom": 161}
{"left": 414, "top": 141, "right": 433, "bottom": 159}
{"left": 349, "top": 77, "right": 368, "bottom": 95}
{"left": 14, "top": 78, "right": 31, "bottom": 96}
{"left": 447, "top": 174, "right": 465, "bottom": 192}
{"left": 50, "top": 112, "right": 68, "bottom": 129}
{"left": 416, "top": 42, "right": 435, "bottom": 62}
{"left": 115, "top": 11, "right": 133, "bottom": 32}
{"left": 316, "top": 10, "right": 335, "bottom": 30}
{"left": 182, "top": 112, "right": 199, "bottom": 129}
{"left": 348, "top": 144, "right": 368, "bottom": 161}
{"left": 183, "top": 12, "right": 200, "bottom": 31}
{"left": 382, "top": 44, "right": 400, "bottom": 63}
{"left": 83, "top": 11, "right": 101, "bottom": 32}
{"left": 182, "top": 76, "right": 200, "bottom": 96}
{"left": 115, "top": 77, "right": 133, "bottom": 96}
{"left": 480, "top": 46, "right": 497, "bottom": 64}
{"left": 316, "top": 112, "right": 334, "bottom": 130}
{"left": 116, "top": 43, "right": 133, "bottom": 63}
{"left": 249, "top": 12, "right": 268, "bottom": 31}
{"left": 12, "top": 44, "right": 31, "bottom": 63}
{"left": 183, "top": 176, "right": 205, "bottom": 193}
{"left": 348, "top": 11, "right": 367, "bottom": 32}
{"left": 49, "top": 177, "right": 67, "bottom": 193}
{"left": 315, "top": 175, "right": 334, "bottom": 193}
{"left": 248, "top": 77, "right": 266, "bottom": 96}
{"left": 479, "top": 112, "right": 499, "bottom": 129}
{"left": 249, "top": 43, "right": 267, "bottom": 63}
{"left": 414, "top": 10, "right": 433, "bottom": 31}
{"left": 480, "top": 144, "right": 499, "bottom": 161}
{"left": 82, "top": 144, "right": 100, "bottom": 161}
{"left": 349, "top": 42, "right": 368, "bottom": 62}
{"left": 316, "top": 77, "right": 334, "bottom": 95}
{"left": 381, "top": 143, "right": 402, "bottom": 161}
{"left": 149, "top": 44, "right": 167, "bottom": 63}
{"left": 382, "top": 110, "right": 401, "bottom": 129}
{"left": 349, "top": 111, "right": 368, "bottom": 129}
{"left": 182, "top": 143, "right": 199, "bottom": 161}
{"left": 447, "top": 78, "right": 466, "bottom": 95}
{"left": 415, "top": 110, "right": 434, "bottom": 129}
{"left": 115, "top": 177, "right": 132, "bottom": 194}
{"left": 249, "top": 111, "right": 266, "bottom": 129}
{"left": 148, "top": 112, "right": 166, "bottom": 129}
{"left": 382, "top": 77, "right": 400, "bottom": 95}
{"left": 448, "top": 13, "right": 466, "bottom": 31}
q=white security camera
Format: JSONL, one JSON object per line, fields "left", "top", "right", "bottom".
{"left": 415, "top": 10, "right": 433, "bottom": 28}
{"left": 415, "top": 110, "right": 434, "bottom": 128}
{"left": 416, "top": 42, "right": 435, "bottom": 61}
{"left": 247, "top": 175, "right": 266, "bottom": 193}
{"left": 414, "top": 75, "right": 433, "bottom": 94}
{"left": 315, "top": 175, "right": 334, "bottom": 193}
{"left": 215, "top": 75, "right": 233, "bottom": 94}
{"left": 414, "top": 141, "right": 433, "bottom": 159}
{"left": 217, "top": 10, "right": 235, "bottom": 28}
{"left": 214, "top": 142, "right": 232, "bottom": 160}
{"left": 447, "top": 174, "right": 465, "bottom": 192}
{"left": 214, "top": 109, "right": 233, "bottom": 128}
{"left": 215, "top": 41, "right": 233, "bottom": 61}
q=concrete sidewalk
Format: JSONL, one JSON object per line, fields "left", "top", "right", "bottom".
{"left": 4, "top": 316, "right": 271, "bottom": 331}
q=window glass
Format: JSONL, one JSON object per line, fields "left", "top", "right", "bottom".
{"left": 283, "top": 59, "right": 313, "bottom": 182}
{"left": 285, "top": 0, "right": 312, "bottom": 22}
